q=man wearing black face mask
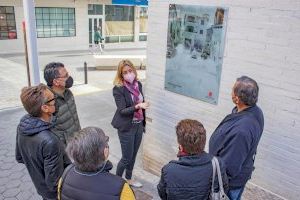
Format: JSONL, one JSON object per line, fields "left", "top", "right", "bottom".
{"left": 44, "top": 62, "right": 81, "bottom": 146}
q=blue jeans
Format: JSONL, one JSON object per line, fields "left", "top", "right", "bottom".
{"left": 228, "top": 186, "right": 245, "bottom": 200}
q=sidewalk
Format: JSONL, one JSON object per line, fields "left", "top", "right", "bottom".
{"left": 0, "top": 87, "right": 285, "bottom": 200}
{"left": 0, "top": 48, "right": 146, "bottom": 110}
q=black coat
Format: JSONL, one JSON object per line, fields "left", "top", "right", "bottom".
{"left": 15, "top": 114, "right": 65, "bottom": 199}
{"left": 209, "top": 105, "right": 264, "bottom": 189}
{"left": 61, "top": 161, "right": 126, "bottom": 200}
{"left": 157, "top": 153, "right": 228, "bottom": 200}
{"left": 111, "top": 81, "right": 146, "bottom": 132}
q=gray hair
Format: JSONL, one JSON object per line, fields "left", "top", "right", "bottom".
{"left": 234, "top": 76, "right": 259, "bottom": 106}
{"left": 66, "top": 127, "right": 109, "bottom": 172}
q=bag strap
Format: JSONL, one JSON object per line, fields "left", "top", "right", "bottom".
{"left": 213, "top": 157, "right": 225, "bottom": 194}
{"left": 57, "top": 164, "right": 74, "bottom": 200}
{"left": 211, "top": 157, "right": 216, "bottom": 194}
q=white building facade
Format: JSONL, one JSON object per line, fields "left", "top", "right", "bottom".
{"left": 144, "top": 0, "right": 300, "bottom": 200}
{"left": 0, "top": 0, "right": 148, "bottom": 54}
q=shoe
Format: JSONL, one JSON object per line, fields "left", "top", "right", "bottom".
{"left": 126, "top": 179, "right": 143, "bottom": 188}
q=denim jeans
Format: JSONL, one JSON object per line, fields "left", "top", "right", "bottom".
{"left": 228, "top": 186, "right": 245, "bottom": 200}
{"left": 116, "top": 122, "right": 143, "bottom": 180}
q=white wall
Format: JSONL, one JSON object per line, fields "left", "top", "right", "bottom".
{"left": 143, "top": 0, "right": 300, "bottom": 199}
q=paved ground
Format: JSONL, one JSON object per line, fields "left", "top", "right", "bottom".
{"left": 0, "top": 49, "right": 286, "bottom": 200}
{"left": 0, "top": 48, "right": 146, "bottom": 110}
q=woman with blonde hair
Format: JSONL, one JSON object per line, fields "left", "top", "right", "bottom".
{"left": 111, "top": 59, "right": 149, "bottom": 188}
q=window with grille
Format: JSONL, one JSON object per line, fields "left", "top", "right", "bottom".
{"left": 0, "top": 6, "right": 17, "bottom": 40}
{"left": 35, "top": 7, "right": 76, "bottom": 38}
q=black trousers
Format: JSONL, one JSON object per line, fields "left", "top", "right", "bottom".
{"left": 116, "top": 122, "right": 143, "bottom": 180}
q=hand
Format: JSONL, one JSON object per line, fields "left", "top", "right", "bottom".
{"left": 135, "top": 102, "right": 149, "bottom": 110}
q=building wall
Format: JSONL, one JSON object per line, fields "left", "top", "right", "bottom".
{"left": 0, "top": 0, "right": 146, "bottom": 54}
{"left": 143, "top": 0, "right": 300, "bottom": 199}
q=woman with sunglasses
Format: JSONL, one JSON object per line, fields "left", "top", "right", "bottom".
{"left": 111, "top": 59, "right": 149, "bottom": 188}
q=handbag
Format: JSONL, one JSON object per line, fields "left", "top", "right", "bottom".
{"left": 210, "top": 157, "right": 229, "bottom": 200}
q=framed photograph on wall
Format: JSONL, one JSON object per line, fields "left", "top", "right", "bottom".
{"left": 164, "top": 4, "right": 228, "bottom": 104}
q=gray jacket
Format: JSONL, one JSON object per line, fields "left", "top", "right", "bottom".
{"left": 51, "top": 88, "right": 81, "bottom": 145}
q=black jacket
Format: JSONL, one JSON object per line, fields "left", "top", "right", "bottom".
{"left": 209, "top": 105, "right": 264, "bottom": 189}
{"left": 111, "top": 81, "right": 146, "bottom": 132}
{"left": 51, "top": 88, "right": 81, "bottom": 145}
{"left": 157, "top": 153, "right": 228, "bottom": 200}
{"left": 15, "top": 114, "right": 65, "bottom": 199}
{"left": 61, "top": 161, "right": 127, "bottom": 200}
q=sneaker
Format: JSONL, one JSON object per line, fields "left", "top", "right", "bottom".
{"left": 126, "top": 179, "right": 143, "bottom": 188}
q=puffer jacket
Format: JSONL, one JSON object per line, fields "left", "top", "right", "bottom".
{"left": 157, "top": 152, "right": 228, "bottom": 200}
{"left": 15, "top": 114, "right": 65, "bottom": 199}
{"left": 51, "top": 88, "right": 81, "bottom": 145}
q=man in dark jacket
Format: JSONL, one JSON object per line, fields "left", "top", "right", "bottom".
{"left": 209, "top": 76, "right": 264, "bottom": 200}
{"left": 15, "top": 84, "right": 65, "bottom": 200}
{"left": 44, "top": 62, "right": 81, "bottom": 145}
{"left": 157, "top": 119, "right": 228, "bottom": 200}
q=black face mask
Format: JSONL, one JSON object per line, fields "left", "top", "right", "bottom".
{"left": 65, "top": 76, "right": 74, "bottom": 88}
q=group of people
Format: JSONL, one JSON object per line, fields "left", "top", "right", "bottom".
{"left": 15, "top": 59, "right": 264, "bottom": 200}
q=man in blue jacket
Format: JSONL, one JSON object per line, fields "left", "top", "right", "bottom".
{"left": 209, "top": 76, "right": 264, "bottom": 200}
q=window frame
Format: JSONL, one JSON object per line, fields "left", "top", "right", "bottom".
{"left": 0, "top": 6, "right": 17, "bottom": 40}
{"left": 35, "top": 7, "right": 76, "bottom": 38}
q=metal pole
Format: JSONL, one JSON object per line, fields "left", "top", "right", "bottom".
{"left": 84, "top": 62, "right": 88, "bottom": 84}
{"left": 22, "top": 21, "right": 31, "bottom": 86}
{"left": 22, "top": 0, "right": 40, "bottom": 85}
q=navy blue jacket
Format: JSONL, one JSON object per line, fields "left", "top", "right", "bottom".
{"left": 15, "top": 114, "right": 65, "bottom": 199}
{"left": 157, "top": 152, "right": 228, "bottom": 200}
{"left": 209, "top": 105, "right": 264, "bottom": 189}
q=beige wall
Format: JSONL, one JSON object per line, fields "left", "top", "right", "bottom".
{"left": 0, "top": 0, "right": 146, "bottom": 54}
{"left": 143, "top": 0, "right": 300, "bottom": 199}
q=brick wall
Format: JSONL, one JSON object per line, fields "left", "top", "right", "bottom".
{"left": 143, "top": 0, "right": 300, "bottom": 199}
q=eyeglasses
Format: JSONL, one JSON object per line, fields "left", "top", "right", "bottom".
{"left": 122, "top": 69, "right": 133, "bottom": 75}
{"left": 44, "top": 97, "right": 56, "bottom": 105}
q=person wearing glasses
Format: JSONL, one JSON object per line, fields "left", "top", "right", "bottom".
{"left": 16, "top": 84, "right": 65, "bottom": 200}
{"left": 44, "top": 62, "right": 81, "bottom": 146}
{"left": 111, "top": 59, "right": 149, "bottom": 188}
{"left": 58, "top": 127, "right": 136, "bottom": 200}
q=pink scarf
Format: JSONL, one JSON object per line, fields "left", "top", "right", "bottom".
{"left": 123, "top": 80, "right": 144, "bottom": 121}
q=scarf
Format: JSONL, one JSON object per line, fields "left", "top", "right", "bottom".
{"left": 123, "top": 80, "right": 144, "bottom": 121}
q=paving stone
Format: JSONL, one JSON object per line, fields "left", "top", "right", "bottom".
{"left": 0, "top": 186, "right": 5, "bottom": 193}
{"left": 16, "top": 191, "right": 33, "bottom": 200}
{"left": 0, "top": 171, "right": 11, "bottom": 178}
{"left": 2, "top": 188, "right": 20, "bottom": 198}
{"left": 0, "top": 178, "right": 10, "bottom": 186}
{"left": 0, "top": 150, "right": 8, "bottom": 156}
{"left": 0, "top": 163, "right": 15, "bottom": 170}
{"left": 9, "top": 172, "right": 24, "bottom": 180}
{"left": 5, "top": 180, "right": 21, "bottom": 189}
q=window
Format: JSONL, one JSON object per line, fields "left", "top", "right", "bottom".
{"left": 88, "top": 4, "right": 103, "bottom": 15}
{"left": 35, "top": 7, "right": 75, "bottom": 38}
{"left": 139, "top": 7, "right": 148, "bottom": 41}
{"left": 0, "top": 6, "right": 17, "bottom": 40}
{"left": 105, "top": 5, "right": 134, "bottom": 43}
{"left": 200, "top": 30, "right": 203, "bottom": 34}
{"left": 201, "top": 20, "right": 204, "bottom": 25}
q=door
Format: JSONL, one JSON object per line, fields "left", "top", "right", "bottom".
{"left": 89, "top": 17, "right": 103, "bottom": 46}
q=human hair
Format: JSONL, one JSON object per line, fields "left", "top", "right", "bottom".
{"left": 66, "top": 127, "right": 109, "bottom": 172}
{"left": 234, "top": 76, "right": 259, "bottom": 106}
{"left": 176, "top": 119, "right": 206, "bottom": 155}
{"left": 20, "top": 83, "right": 49, "bottom": 117}
{"left": 44, "top": 62, "right": 65, "bottom": 86}
{"left": 113, "top": 59, "right": 138, "bottom": 86}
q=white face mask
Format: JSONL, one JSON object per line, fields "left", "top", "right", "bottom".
{"left": 123, "top": 72, "right": 136, "bottom": 84}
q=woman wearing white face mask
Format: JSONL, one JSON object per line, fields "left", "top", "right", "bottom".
{"left": 111, "top": 59, "right": 149, "bottom": 188}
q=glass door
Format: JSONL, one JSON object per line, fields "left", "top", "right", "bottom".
{"left": 89, "top": 17, "right": 103, "bottom": 46}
